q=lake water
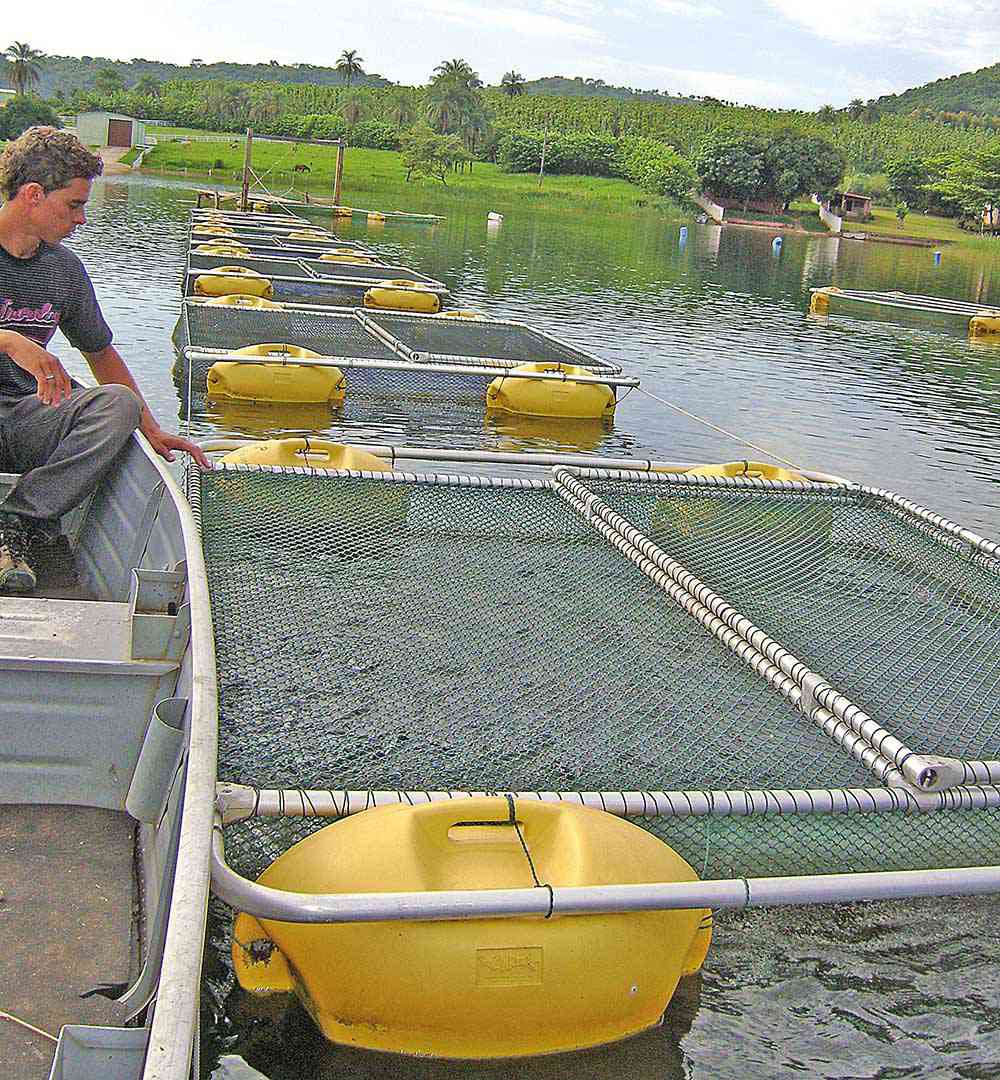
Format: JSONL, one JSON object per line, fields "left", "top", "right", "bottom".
{"left": 65, "top": 174, "right": 1000, "bottom": 1079}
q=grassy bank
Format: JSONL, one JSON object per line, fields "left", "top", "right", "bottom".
{"left": 139, "top": 131, "right": 683, "bottom": 214}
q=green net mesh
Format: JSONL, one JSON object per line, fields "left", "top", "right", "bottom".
{"left": 200, "top": 467, "right": 1000, "bottom": 880}
{"left": 588, "top": 476, "right": 1000, "bottom": 759}
{"left": 362, "top": 311, "right": 619, "bottom": 372}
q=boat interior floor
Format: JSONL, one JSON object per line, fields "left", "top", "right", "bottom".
{"left": 0, "top": 806, "right": 137, "bottom": 1080}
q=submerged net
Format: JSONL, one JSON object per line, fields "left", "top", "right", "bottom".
{"left": 362, "top": 311, "right": 621, "bottom": 375}
{"left": 200, "top": 466, "right": 1000, "bottom": 880}
{"left": 588, "top": 475, "right": 1000, "bottom": 757}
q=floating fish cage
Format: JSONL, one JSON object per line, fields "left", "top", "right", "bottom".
{"left": 184, "top": 254, "right": 448, "bottom": 306}
{"left": 192, "top": 237, "right": 373, "bottom": 260}
{"left": 200, "top": 452, "right": 1000, "bottom": 894}
{"left": 173, "top": 299, "right": 632, "bottom": 404}
{"left": 810, "top": 287, "right": 1000, "bottom": 336}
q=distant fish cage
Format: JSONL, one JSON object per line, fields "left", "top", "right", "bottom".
{"left": 174, "top": 299, "right": 629, "bottom": 402}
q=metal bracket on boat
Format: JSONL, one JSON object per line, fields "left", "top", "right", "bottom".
{"left": 126, "top": 697, "right": 188, "bottom": 824}
{"left": 129, "top": 563, "right": 191, "bottom": 661}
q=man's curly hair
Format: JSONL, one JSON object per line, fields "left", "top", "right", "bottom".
{"left": 0, "top": 126, "right": 103, "bottom": 201}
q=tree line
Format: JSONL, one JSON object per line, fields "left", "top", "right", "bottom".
{"left": 6, "top": 42, "right": 1000, "bottom": 223}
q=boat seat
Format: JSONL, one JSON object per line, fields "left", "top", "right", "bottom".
{"left": 0, "top": 592, "right": 187, "bottom": 809}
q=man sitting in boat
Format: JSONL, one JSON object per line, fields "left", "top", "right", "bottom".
{"left": 0, "top": 126, "right": 208, "bottom": 593}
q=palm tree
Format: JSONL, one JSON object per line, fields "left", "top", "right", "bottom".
{"left": 5, "top": 42, "right": 43, "bottom": 96}
{"left": 846, "top": 99, "right": 865, "bottom": 121}
{"left": 135, "top": 74, "right": 161, "bottom": 98}
{"left": 426, "top": 79, "right": 468, "bottom": 135}
{"left": 94, "top": 66, "right": 125, "bottom": 96}
{"left": 432, "top": 58, "right": 481, "bottom": 90}
{"left": 248, "top": 87, "right": 280, "bottom": 125}
{"left": 388, "top": 88, "right": 415, "bottom": 129}
{"left": 336, "top": 49, "right": 364, "bottom": 87}
{"left": 500, "top": 70, "right": 526, "bottom": 97}
{"left": 341, "top": 90, "right": 367, "bottom": 126}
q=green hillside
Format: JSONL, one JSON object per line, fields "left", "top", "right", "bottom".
{"left": 495, "top": 75, "right": 698, "bottom": 104}
{"left": 873, "top": 61, "right": 1000, "bottom": 119}
{"left": 18, "top": 54, "right": 699, "bottom": 106}
{"left": 18, "top": 55, "right": 393, "bottom": 98}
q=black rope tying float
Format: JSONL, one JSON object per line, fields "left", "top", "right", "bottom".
{"left": 451, "top": 795, "right": 555, "bottom": 918}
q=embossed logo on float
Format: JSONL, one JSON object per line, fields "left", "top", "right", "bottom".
{"left": 476, "top": 947, "right": 543, "bottom": 987}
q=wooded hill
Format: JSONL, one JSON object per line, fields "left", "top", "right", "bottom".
{"left": 25, "top": 54, "right": 702, "bottom": 105}
{"left": 24, "top": 55, "right": 394, "bottom": 97}
{"left": 873, "top": 61, "right": 1000, "bottom": 119}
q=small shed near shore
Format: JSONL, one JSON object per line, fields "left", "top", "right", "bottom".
{"left": 828, "top": 191, "right": 873, "bottom": 221}
{"left": 74, "top": 111, "right": 146, "bottom": 149}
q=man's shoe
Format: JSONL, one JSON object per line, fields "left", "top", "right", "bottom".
{"left": 0, "top": 529, "right": 37, "bottom": 593}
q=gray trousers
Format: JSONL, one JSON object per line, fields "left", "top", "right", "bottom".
{"left": 0, "top": 385, "right": 142, "bottom": 531}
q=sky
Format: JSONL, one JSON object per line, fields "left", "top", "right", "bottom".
{"left": 8, "top": 0, "right": 1000, "bottom": 110}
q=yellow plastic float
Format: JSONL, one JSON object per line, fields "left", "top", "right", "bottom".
{"left": 194, "top": 225, "right": 237, "bottom": 236}
{"left": 363, "top": 279, "right": 441, "bottom": 314}
{"left": 368, "top": 211, "right": 386, "bottom": 222}
{"left": 969, "top": 313, "right": 1000, "bottom": 337}
{"left": 195, "top": 243, "right": 251, "bottom": 256}
{"left": 318, "top": 252, "right": 377, "bottom": 264}
{"left": 220, "top": 438, "right": 387, "bottom": 471}
{"left": 231, "top": 797, "right": 711, "bottom": 1058}
{"left": 193, "top": 266, "right": 274, "bottom": 299}
{"left": 208, "top": 343, "right": 345, "bottom": 404}
{"left": 486, "top": 363, "right": 615, "bottom": 420}
{"left": 441, "top": 309, "right": 485, "bottom": 320}
{"left": 203, "top": 294, "right": 283, "bottom": 309}
{"left": 331, "top": 206, "right": 354, "bottom": 218}
{"left": 657, "top": 459, "right": 807, "bottom": 482}
{"left": 253, "top": 201, "right": 270, "bottom": 212}
{"left": 809, "top": 286, "right": 841, "bottom": 315}
{"left": 287, "top": 229, "right": 330, "bottom": 242}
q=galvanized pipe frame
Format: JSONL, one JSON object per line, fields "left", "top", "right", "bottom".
{"left": 190, "top": 223, "right": 336, "bottom": 242}
{"left": 810, "top": 287, "right": 1000, "bottom": 318}
{"left": 551, "top": 466, "right": 951, "bottom": 792}
{"left": 210, "top": 814, "right": 1000, "bottom": 921}
{"left": 219, "top": 780, "right": 986, "bottom": 827}
{"left": 182, "top": 347, "right": 640, "bottom": 387}
{"left": 194, "top": 439, "right": 848, "bottom": 479}
{"left": 191, "top": 212, "right": 307, "bottom": 227}
{"left": 558, "top": 467, "right": 1000, "bottom": 793}
{"left": 181, "top": 296, "right": 358, "bottom": 317}
{"left": 209, "top": 460, "right": 553, "bottom": 490}
{"left": 550, "top": 468, "right": 910, "bottom": 790}
{"left": 862, "top": 485, "right": 1000, "bottom": 561}
{"left": 192, "top": 239, "right": 374, "bottom": 260}
{"left": 185, "top": 263, "right": 450, "bottom": 295}
{"left": 357, "top": 308, "right": 621, "bottom": 375}
{"left": 861, "top": 486, "right": 1000, "bottom": 786}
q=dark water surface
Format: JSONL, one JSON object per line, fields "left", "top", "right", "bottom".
{"left": 64, "top": 175, "right": 1000, "bottom": 1079}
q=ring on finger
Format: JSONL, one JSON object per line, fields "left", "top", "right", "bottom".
{"left": 44, "top": 374, "right": 55, "bottom": 381}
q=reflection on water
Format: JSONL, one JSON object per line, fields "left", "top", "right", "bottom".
{"left": 207, "top": 938, "right": 700, "bottom": 1080}
{"left": 485, "top": 411, "right": 613, "bottom": 453}
{"left": 65, "top": 174, "right": 1000, "bottom": 1080}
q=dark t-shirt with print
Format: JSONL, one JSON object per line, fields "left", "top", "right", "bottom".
{"left": 0, "top": 241, "right": 113, "bottom": 398}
